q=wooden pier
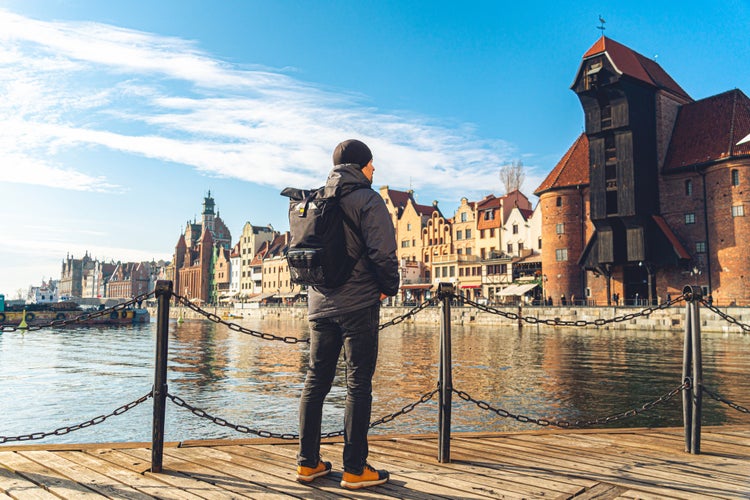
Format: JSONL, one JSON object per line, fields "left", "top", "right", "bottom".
{"left": 1, "top": 426, "right": 748, "bottom": 499}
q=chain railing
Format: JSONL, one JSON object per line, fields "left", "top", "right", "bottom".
{"left": 172, "top": 293, "right": 434, "bottom": 343}
{"left": 459, "top": 293, "right": 685, "bottom": 327}
{"left": 0, "top": 292, "right": 154, "bottom": 333}
{"left": 453, "top": 382, "right": 689, "bottom": 429}
{"left": 699, "top": 298, "right": 750, "bottom": 332}
{"left": 0, "top": 392, "right": 152, "bottom": 444}
{"left": 5, "top": 280, "right": 750, "bottom": 468}
{"left": 166, "top": 387, "right": 439, "bottom": 440}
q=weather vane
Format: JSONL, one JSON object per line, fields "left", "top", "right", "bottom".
{"left": 597, "top": 15, "right": 606, "bottom": 33}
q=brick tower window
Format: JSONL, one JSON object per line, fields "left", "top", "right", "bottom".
{"left": 685, "top": 179, "right": 693, "bottom": 196}
{"left": 732, "top": 169, "right": 740, "bottom": 186}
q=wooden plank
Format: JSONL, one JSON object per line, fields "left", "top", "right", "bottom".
{"left": 503, "top": 432, "right": 750, "bottom": 492}
{"left": 369, "top": 437, "right": 591, "bottom": 493}
{"left": 256, "top": 439, "right": 552, "bottom": 500}
{"left": 0, "top": 451, "right": 104, "bottom": 499}
{"left": 571, "top": 482, "right": 628, "bottom": 500}
{"left": 63, "top": 450, "right": 205, "bottom": 500}
{"left": 19, "top": 451, "right": 151, "bottom": 500}
{"left": 173, "top": 444, "right": 398, "bottom": 499}
{"left": 257, "top": 438, "right": 575, "bottom": 500}
{"left": 442, "top": 437, "right": 718, "bottom": 500}
{"left": 0, "top": 465, "right": 59, "bottom": 500}
{"left": 97, "top": 448, "right": 250, "bottom": 499}
{"left": 485, "top": 434, "right": 748, "bottom": 499}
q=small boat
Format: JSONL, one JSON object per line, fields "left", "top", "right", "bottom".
{"left": 0, "top": 302, "right": 150, "bottom": 328}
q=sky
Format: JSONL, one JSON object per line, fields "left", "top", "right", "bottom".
{"left": 1, "top": 0, "right": 749, "bottom": 298}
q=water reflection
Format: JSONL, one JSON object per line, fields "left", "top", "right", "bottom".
{"left": 1, "top": 318, "right": 748, "bottom": 446}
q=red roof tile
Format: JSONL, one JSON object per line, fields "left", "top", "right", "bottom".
{"left": 580, "top": 36, "right": 691, "bottom": 101}
{"left": 664, "top": 89, "right": 750, "bottom": 170}
{"left": 534, "top": 133, "right": 590, "bottom": 195}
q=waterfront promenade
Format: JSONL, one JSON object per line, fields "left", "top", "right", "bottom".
{"left": 1, "top": 426, "right": 748, "bottom": 498}
{"left": 162, "top": 302, "right": 750, "bottom": 334}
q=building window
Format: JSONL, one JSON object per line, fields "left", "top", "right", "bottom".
{"left": 461, "top": 212, "right": 468, "bottom": 222}
{"left": 507, "top": 243, "right": 513, "bottom": 253}
{"left": 480, "top": 229, "right": 485, "bottom": 239}
{"left": 732, "top": 205, "right": 745, "bottom": 217}
{"left": 685, "top": 213, "right": 696, "bottom": 224}
{"left": 490, "top": 228, "right": 495, "bottom": 237}
{"left": 538, "top": 237, "right": 542, "bottom": 249}
{"left": 556, "top": 196, "right": 562, "bottom": 207}
{"left": 456, "top": 230, "right": 463, "bottom": 240}
{"left": 685, "top": 179, "right": 693, "bottom": 196}
{"left": 465, "top": 229, "right": 471, "bottom": 239}
{"left": 519, "top": 242, "right": 524, "bottom": 251}
{"left": 401, "top": 240, "right": 410, "bottom": 248}
{"left": 556, "top": 223, "right": 564, "bottom": 234}
{"left": 466, "top": 247, "right": 472, "bottom": 255}
{"left": 556, "top": 248, "right": 568, "bottom": 261}
{"left": 449, "top": 266, "right": 455, "bottom": 277}
{"left": 512, "top": 224, "right": 519, "bottom": 234}
{"left": 696, "top": 241, "right": 706, "bottom": 253}
{"left": 407, "top": 223, "right": 412, "bottom": 230}
{"left": 732, "top": 169, "right": 740, "bottom": 186}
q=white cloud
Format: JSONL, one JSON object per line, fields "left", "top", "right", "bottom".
{"left": 0, "top": 8, "right": 525, "bottom": 198}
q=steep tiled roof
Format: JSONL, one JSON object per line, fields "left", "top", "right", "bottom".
{"left": 534, "top": 133, "right": 590, "bottom": 195}
{"left": 664, "top": 89, "right": 750, "bottom": 171}
{"left": 414, "top": 201, "right": 439, "bottom": 217}
{"left": 580, "top": 36, "right": 691, "bottom": 101}
{"left": 386, "top": 188, "right": 413, "bottom": 209}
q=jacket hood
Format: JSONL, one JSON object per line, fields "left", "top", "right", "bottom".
{"left": 323, "top": 163, "right": 371, "bottom": 197}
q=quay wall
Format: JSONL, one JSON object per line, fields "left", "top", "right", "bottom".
{"left": 154, "top": 303, "right": 750, "bottom": 334}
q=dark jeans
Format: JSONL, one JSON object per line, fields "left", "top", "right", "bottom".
{"left": 298, "top": 303, "right": 380, "bottom": 474}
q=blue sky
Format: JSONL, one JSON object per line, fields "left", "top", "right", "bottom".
{"left": 1, "top": 0, "right": 748, "bottom": 298}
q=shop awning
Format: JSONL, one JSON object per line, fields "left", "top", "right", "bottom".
{"left": 498, "top": 283, "right": 538, "bottom": 296}
{"left": 277, "top": 293, "right": 299, "bottom": 299}
{"left": 401, "top": 283, "right": 433, "bottom": 290}
{"left": 248, "top": 292, "right": 276, "bottom": 302}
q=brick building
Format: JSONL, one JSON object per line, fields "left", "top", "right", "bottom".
{"left": 536, "top": 36, "right": 750, "bottom": 306}
{"left": 169, "top": 192, "right": 232, "bottom": 305}
{"left": 107, "top": 261, "right": 152, "bottom": 299}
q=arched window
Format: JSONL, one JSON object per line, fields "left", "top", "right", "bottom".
{"left": 685, "top": 179, "right": 693, "bottom": 196}
{"left": 732, "top": 169, "right": 740, "bottom": 186}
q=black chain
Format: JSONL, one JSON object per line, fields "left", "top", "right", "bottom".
{"left": 0, "top": 392, "right": 152, "bottom": 444}
{"left": 0, "top": 292, "right": 154, "bottom": 333}
{"left": 452, "top": 381, "right": 689, "bottom": 428}
{"left": 702, "top": 386, "right": 750, "bottom": 414}
{"left": 458, "top": 293, "right": 685, "bottom": 327}
{"left": 173, "top": 293, "right": 435, "bottom": 341}
{"left": 699, "top": 300, "right": 750, "bottom": 332}
{"left": 167, "top": 388, "right": 438, "bottom": 440}
{"left": 173, "top": 293, "right": 309, "bottom": 343}
{"left": 378, "top": 299, "right": 435, "bottom": 330}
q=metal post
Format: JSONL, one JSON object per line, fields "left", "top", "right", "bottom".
{"left": 682, "top": 285, "right": 702, "bottom": 454}
{"left": 681, "top": 293, "right": 693, "bottom": 453}
{"left": 151, "top": 280, "right": 172, "bottom": 473}
{"left": 437, "top": 282, "right": 454, "bottom": 463}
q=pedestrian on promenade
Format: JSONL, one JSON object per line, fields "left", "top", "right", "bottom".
{"left": 296, "top": 139, "right": 399, "bottom": 490}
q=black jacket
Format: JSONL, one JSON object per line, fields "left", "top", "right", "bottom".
{"left": 307, "top": 164, "right": 399, "bottom": 320}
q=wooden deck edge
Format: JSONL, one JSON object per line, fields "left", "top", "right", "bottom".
{"left": 3, "top": 424, "right": 747, "bottom": 452}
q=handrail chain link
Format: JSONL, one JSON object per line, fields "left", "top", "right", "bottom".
{"left": 166, "top": 388, "right": 438, "bottom": 440}
{"left": 172, "top": 293, "right": 435, "bottom": 341}
{"left": 699, "top": 300, "right": 750, "bottom": 332}
{"left": 702, "top": 386, "right": 750, "bottom": 414}
{"left": 0, "top": 392, "right": 153, "bottom": 444}
{"left": 452, "top": 381, "right": 689, "bottom": 428}
{"left": 458, "top": 293, "right": 685, "bottom": 327}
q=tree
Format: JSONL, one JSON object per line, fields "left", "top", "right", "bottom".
{"left": 499, "top": 159, "right": 525, "bottom": 194}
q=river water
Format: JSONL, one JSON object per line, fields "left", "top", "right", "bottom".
{"left": 1, "top": 316, "right": 749, "bottom": 446}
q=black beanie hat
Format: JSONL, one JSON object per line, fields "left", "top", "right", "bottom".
{"left": 332, "top": 139, "right": 372, "bottom": 168}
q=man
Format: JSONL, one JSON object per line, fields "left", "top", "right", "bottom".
{"left": 296, "top": 139, "right": 399, "bottom": 490}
